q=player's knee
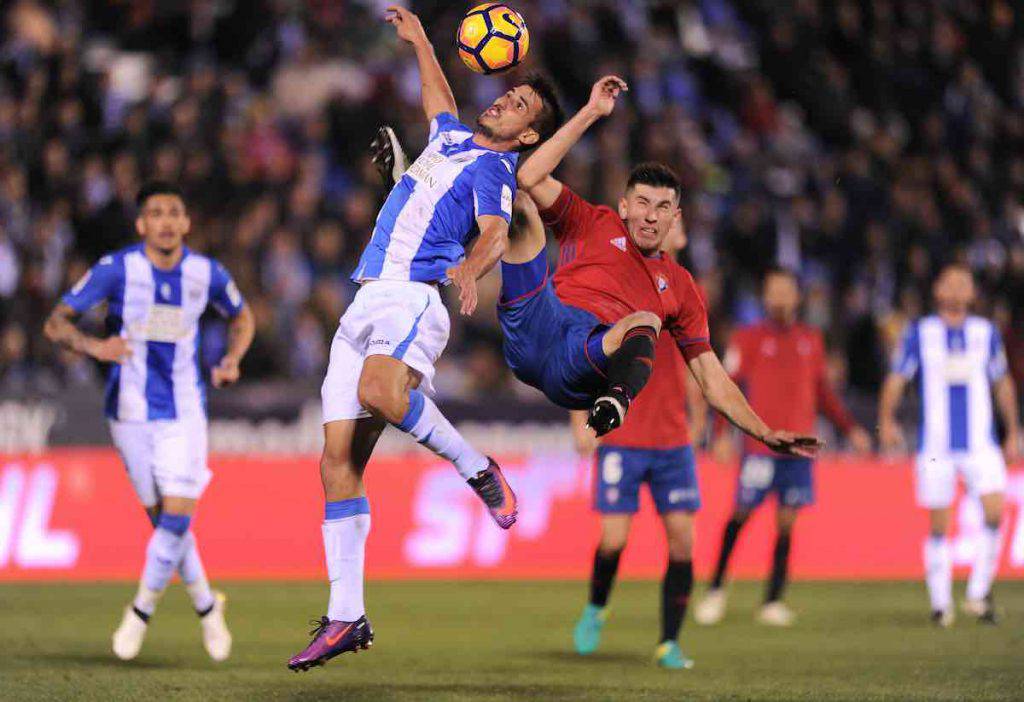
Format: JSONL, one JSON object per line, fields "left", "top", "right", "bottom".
{"left": 776, "top": 509, "right": 798, "bottom": 533}
{"left": 666, "top": 534, "right": 693, "bottom": 561}
{"left": 597, "top": 543, "right": 625, "bottom": 559}
{"left": 357, "top": 374, "right": 402, "bottom": 420}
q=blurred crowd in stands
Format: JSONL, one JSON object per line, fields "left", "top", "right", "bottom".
{"left": 1, "top": 0, "right": 1022, "bottom": 425}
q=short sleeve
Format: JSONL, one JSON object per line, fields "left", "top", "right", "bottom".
{"left": 473, "top": 154, "right": 516, "bottom": 223}
{"left": 538, "top": 184, "right": 598, "bottom": 242}
{"left": 428, "top": 112, "right": 472, "bottom": 142}
{"left": 891, "top": 321, "right": 920, "bottom": 379}
{"left": 669, "top": 268, "right": 712, "bottom": 361}
{"left": 988, "top": 325, "right": 1009, "bottom": 382}
{"left": 208, "top": 260, "right": 245, "bottom": 319}
{"left": 61, "top": 255, "right": 122, "bottom": 313}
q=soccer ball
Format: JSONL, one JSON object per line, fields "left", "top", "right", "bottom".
{"left": 457, "top": 4, "right": 530, "bottom": 75}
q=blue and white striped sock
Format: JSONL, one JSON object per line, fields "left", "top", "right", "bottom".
{"left": 324, "top": 497, "right": 371, "bottom": 622}
{"left": 146, "top": 512, "right": 214, "bottom": 613}
{"left": 396, "top": 389, "right": 488, "bottom": 480}
{"left": 135, "top": 513, "right": 191, "bottom": 616}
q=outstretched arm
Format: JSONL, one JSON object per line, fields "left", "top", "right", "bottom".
{"left": 517, "top": 75, "right": 627, "bottom": 210}
{"left": 385, "top": 5, "right": 458, "bottom": 122}
{"left": 687, "top": 350, "right": 822, "bottom": 458}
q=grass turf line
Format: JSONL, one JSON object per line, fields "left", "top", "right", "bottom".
{"left": 1, "top": 580, "right": 1022, "bottom": 701}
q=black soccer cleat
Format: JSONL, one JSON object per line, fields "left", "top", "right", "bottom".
{"left": 370, "top": 125, "right": 409, "bottom": 187}
{"left": 587, "top": 390, "right": 629, "bottom": 437}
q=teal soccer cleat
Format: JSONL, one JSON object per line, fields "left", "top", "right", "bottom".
{"left": 655, "top": 641, "right": 694, "bottom": 670}
{"left": 573, "top": 604, "right": 608, "bottom": 655}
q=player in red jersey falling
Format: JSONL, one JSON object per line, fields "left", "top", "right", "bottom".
{"left": 504, "top": 75, "right": 820, "bottom": 462}
{"left": 695, "top": 268, "right": 872, "bottom": 627}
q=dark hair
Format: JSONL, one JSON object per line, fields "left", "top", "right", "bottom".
{"left": 762, "top": 265, "right": 800, "bottom": 288}
{"left": 520, "top": 73, "right": 564, "bottom": 147}
{"left": 937, "top": 261, "right": 973, "bottom": 278}
{"left": 626, "top": 162, "right": 682, "bottom": 201}
{"left": 136, "top": 181, "right": 185, "bottom": 209}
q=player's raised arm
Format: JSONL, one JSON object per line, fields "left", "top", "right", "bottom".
{"left": 385, "top": 5, "right": 458, "bottom": 122}
{"left": 517, "top": 75, "right": 627, "bottom": 209}
{"left": 686, "top": 350, "right": 823, "bottom": 458}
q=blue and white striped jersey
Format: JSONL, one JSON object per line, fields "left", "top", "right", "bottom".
{"left": 353, "top": 112, "right": 517, "bottom": 284}
{"left": 62, "top": 244, "right": 245, "bottom": 422}
{"left": 892, "top": 315, "right": 1008, "bottom": 455}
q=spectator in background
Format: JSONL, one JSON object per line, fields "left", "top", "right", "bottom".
{"left": 0, "top": 0, "right": 1020, "bottom": 420}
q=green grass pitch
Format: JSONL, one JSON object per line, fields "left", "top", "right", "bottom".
{"left": 2, "top": 580, "right": 1022, "bottom": 701}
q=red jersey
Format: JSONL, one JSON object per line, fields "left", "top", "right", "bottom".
{"left": 540, "top": 185, "right": 712, "bottom": 362}
{"left": 602, "top": 331, "right": 691, "bottom": 448}
{"left": 726, "top": 321, "right": 856, "bottom": 455}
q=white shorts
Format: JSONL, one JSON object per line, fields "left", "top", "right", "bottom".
{"left": 109, "top": 415, "right": 212, "bottom": 506}
{"left": 915, "top": 448, "right": 1007, "bottom": 509}
{"left": 321, "top": 280, "right": 450, "bottom": 423}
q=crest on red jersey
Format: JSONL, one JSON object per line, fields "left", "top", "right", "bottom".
{"left": 657, "top": 274, "right": 669, "bottom": 292}
{"left": 610, "top": 236, "right": 627, "bottom": 252}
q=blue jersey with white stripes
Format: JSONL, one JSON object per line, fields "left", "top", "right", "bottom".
{"left": 353, "top": 112, "right": 517, "bottom": 284}
{"left": 891, "top": 315, "right": 1008, "bottom": 455}
{"left": 62, "top": 244, "right": 245, "bottom": 422}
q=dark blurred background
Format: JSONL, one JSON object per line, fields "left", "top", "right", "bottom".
{"left": 1, "top": 0, "right": 1023, "bottom": 441}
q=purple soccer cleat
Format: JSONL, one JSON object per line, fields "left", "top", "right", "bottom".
{"left": 287, "top": 615, "right": 374, "bottom": 671}
{"left": 467, "top": 458, "right": 518, "bottom": 529}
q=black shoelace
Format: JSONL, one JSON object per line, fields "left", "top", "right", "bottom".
{"left": 472, "top": 472, "right": 503, "bottom": 507}
{"left": 308, "top": 616, "right": 330, "bottom": 640}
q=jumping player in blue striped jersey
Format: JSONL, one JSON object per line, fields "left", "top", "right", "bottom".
{"left": 287, "top": 6, "right": 563, "bottom": 671}
{"left": 879, "top": 263, "right": 1020, "bottom": 626}
{"left": 44, "top": 181, "right": 255, "bottom": 661}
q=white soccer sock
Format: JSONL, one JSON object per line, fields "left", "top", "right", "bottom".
{"left": 923, "top": 535, "right": 952, "bottom": 613}
{"left": 396, "top": 389, "right": 488, "bottom": 480}
{"left": 179, "top": 531, "right": 216, "bottom": 613}
{"left": 136, "top": 515, "right": 192, "bottom": 615}
{"left": 324, "top": 497, "right": 371, "bottom": 622}
{"left": 966, "top": 525, "right": 1002, "bottom": 602}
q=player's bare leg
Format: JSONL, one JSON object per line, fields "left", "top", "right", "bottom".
{"left": 574, "top": 515, "right": 630, "bottom": 655}
{"left": 924, "top": 506, "right": 954, "bottom": 627}
{"left": 289, "top": 417, "right": 383, "bottom": 671}
{"left": 695, "top": 508, "right": 752, "bottom": 625}
{"left": 657, "top": 512, "right": 696, "bottom": 669}
{"left": 758, "top": 506, "right": 797, "bottom": 627}
{"left": 964, "top": 491, "right": 1004, "bottom": 623}
{"left": 113, "top": 495, "right": 197, "bottom": 660}
{"left": 588, "top": 311, "right": 662, "bottom": 436}
{"left": 359, "top": 355, "right": 517, "bottom": 528}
